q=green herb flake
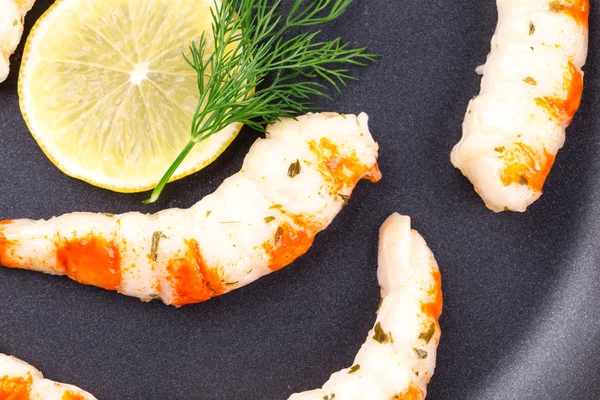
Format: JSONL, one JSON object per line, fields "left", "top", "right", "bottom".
{"left": 519, "top": 176, "right": 529, "bottom": 186}
{"left": 494, "top": 146, "right": 505, "bottom": 153}
{"left": 523, "top": 76, "right": 537, "bottom": 85}
{"left": 373, "top": 322, "right": 390, "bottom": 344}
{"left": 504, "top": 206, "right": 510, "bottom": 211}
{"left": 206, "top": 210, "right": 212, "bottom": 217}
{"left": 322, "top": 395, "right": 335, "bottom": 400}
{"left": 415, "top": 371, "right": 420, "bottom": 377}
{"left": 264, "top": 216, "right": 276, "bottom": 223}
{"left": 103, "top": 213, "right": 115, "bottom": 218}
{"left": 151, "top": 231, "right": 167, "bottom": 262}
{"left": 419, "top": 323, "right": 436, "bottom": 344}
{"left": 549, "top": 1, "right": 563, "bottom": 12}
{"left": 288, "top": 159, "right": 301, "bottom": 178}
{"left": 413, "top": 348, "right": 428, "bottom": 359}
{"left": 529, "top": 22, "right": 536, "bottom": 35}
{"left": 338, "top": 193, "right": 350, "bottom": 205}
{"left": 275, "top": 226, "right": 284, "bottom": 244}
{"left": 348, "top": 364, "right": 360, "bottom": 374}
{"left": 13, "top": 19, "right": 18, "bottom": 26}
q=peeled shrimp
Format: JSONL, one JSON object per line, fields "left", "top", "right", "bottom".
{"left": 0, "top": 112, "right": 381, "bottom": 307}
{"left": 289, "top": 213, "right": 442, "bottom": 400}
{"left": 0, "top": 353, "right": 96, "bottom": 399}
{"left": 0, "top": 0, "right": 36, "bottom": 82}
{"left": 451, "top": 0, "right": 589, "bottom": 212}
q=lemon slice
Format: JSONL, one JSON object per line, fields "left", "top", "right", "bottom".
{"left": 18, "top": 0, "right": 242, "bottom": 192}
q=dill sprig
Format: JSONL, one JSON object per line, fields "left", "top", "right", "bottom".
{"left": 145, "top": 0, "right": 376, "bottom": 203}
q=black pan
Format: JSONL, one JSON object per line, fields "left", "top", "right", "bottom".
{"left": 1, "top": 0, "right": 598, "bottom": 399}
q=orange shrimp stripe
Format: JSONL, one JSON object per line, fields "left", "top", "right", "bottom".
{"left": 535, "top": 61, "right": 583, "bottom": 125}
{"left": 0, "top": 233, "right": 19, "bottom": 270}
{"left": 0, "top": 374, "right": 33, "bottom": 399}
{"left": 503, "top": 61, "right": 582, "bottom": 191}
{"left": 500, "top": 144, "right": 556, "bottom": 193}
{"left": 56, "top": 235, "right": 122, "bottom": 291}
{"left": 394, "top": 384, "right": 425, "bottom": 400}
{"left": 63, "top": 390, "right": 87, "bottom": 400}
{"left": 167, "top": 239, "right": 225, "bottom": 307}
{"left": 308, "top": 137, "right": 381, "bottom": 194}
{"left": 262, "top": 222, "right": 315, "bottom": 272}
{"left": 421, "top": 268, "right": 443, "bottom": 322}
{"left": 550, "top": 0, "right": 590, "bottom": 28}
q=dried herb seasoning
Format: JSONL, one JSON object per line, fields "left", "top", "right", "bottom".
{"left": 413, "top": 348, "right": 428, "bottom": 359}
{"left": 288, "top": 159, "right": 301, "bottom": 178}
{"left": 151, "top": 231, "right": 167, "bottom": 261}
{"left": 519, "top": 176, "right": 529, "bottom": 186}
{"left": 373, "top": 322, "right": 391, "bottom": 344}
{"left": 275, "top": 226, "right": 284, "bottom": 244}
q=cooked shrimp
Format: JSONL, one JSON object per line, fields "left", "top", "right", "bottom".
{"left": 0, "top": 0, "right": 36, "bottom": 82}
{"left": 289, "top": 213, "right": 442, "bottom": 400}
{"left": 451, "top": 0, "right": 589, "bottom": 212}
{"left": 0, "top": 112, "right": 381, "bottom": 307}
{"left": 0, "top": 353, "right": 96, "bottom": 399}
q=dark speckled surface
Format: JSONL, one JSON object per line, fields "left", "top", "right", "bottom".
{"left": 1, "top": 0, "right": 599, "bottom": 399}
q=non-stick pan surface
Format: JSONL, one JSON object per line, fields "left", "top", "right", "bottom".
{"left": 1, "top": 1, "right": 599, "bottom": 399}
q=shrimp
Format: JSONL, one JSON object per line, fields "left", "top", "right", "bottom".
{"left": 0, "top": 353, "right": 96, "bottom": 399}
{"left": 0, "top": 112, "right": 381, "bottom": 307}
{"left": 451, "top": 0, "right": 589, "bottom": 212}
{"left": 289, "top": 213, "right": 442, "bottom": 400}
{"left": 0, "top": 0, "right": 36, "bottom": 82}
